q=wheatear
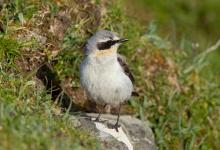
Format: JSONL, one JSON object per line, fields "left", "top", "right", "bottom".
{"left": 80, "top": 30, "right": 136, "bottom": 131}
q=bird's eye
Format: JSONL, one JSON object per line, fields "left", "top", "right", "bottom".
{"left": 108, "top": 36, "right": 113, "bottom": 40}
{"left": 97, "top": 40, "right": 116, "bottom": 50}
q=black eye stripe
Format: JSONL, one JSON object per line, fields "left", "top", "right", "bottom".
{"left": 97, "top": 41, "right": 111, "bottom": 50}
{"left": 97, "top": 40, "right": 119, "bottom": 50}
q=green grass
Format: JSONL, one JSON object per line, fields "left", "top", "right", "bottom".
{"left": 0, "top": 71, "right": 99, "bottom": 149}
{"left": 0, "top": 37, "right": 20, "bottom": 65}
{"left": 0, "top": 1, "right": 100, "bottom": 149}
{"left": 1, "top": 0, "right": 220, "bottom": 149}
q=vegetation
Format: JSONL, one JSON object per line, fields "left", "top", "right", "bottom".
{"left": 0, "top": 0, "right": 220, "bottom": 149}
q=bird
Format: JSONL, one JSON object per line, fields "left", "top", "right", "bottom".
{"left": 80, "top": 30, "right": 136, "bottom": 131}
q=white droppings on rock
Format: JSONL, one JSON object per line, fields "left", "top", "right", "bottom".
{"left": 95, "top": 122, "right": 133, "bottom": 150}
{"left": 78, "top": 114, "right": 156, "bottom": 150}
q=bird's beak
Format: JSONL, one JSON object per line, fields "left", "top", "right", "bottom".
{"left": 118, "top": 38, "right": 129, "bottom": 43}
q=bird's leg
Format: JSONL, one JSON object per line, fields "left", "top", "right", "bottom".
{"left": 95, "top": 112, "right": 101, "bottom": 121}
{"left": 95, "top": 104, "right": 106, "bottom": 122}
{"left": 114, "top": 103, "right": 121, "bottom": 132}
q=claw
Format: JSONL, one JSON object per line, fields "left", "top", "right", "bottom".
{"left": 107, "top": 122, "right": 121, "bottom": 132}
{"left": 114, "top": 122, "right": 121, "bottom": 132}
{"left": 94, "top": 113, "right": 101, "bottom": 122}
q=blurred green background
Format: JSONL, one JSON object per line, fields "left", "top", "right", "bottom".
{"left": 128, "top": 0, "right": 220, "bottom": 42}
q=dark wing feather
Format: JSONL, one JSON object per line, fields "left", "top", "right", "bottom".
{"left": 117, "top": 55, "right": 139, "bottom": 96}
{"left": 117, "top": 55, "right": 134, "bottom": 83}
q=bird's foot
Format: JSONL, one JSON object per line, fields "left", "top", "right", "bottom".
{"left": 114, "top": 123, "right": 121, "bottom": 132}
{"left": 89, "top": 113, "right": 101, "bottom": 122}
{"left": 108, "top": 122, "right": 121, "bottom": 132}
{"left": 94, "top": 116, "right": 100, "bottom": 122}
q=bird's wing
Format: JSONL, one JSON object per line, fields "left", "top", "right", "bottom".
{"left": 117, "top": 54, "right": 139, "bottom": 96}
{"left": 117, "top": 54, "right": 134, "bottom": 83}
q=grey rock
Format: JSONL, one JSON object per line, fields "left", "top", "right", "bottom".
{"left": 76, "top": 113, "right": 156, "bottom": 150}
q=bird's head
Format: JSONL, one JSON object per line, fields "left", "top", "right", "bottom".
{"left": 84, "top": 30, "right": 128, "bottom": 57}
